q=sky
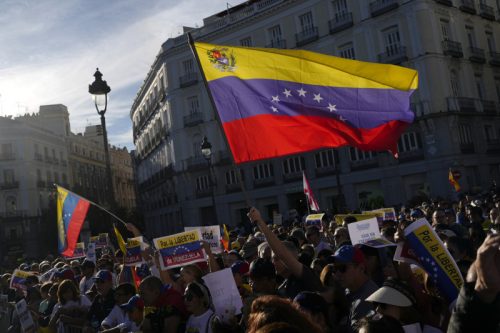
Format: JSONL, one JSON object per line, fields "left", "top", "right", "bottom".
{"left": 0, "top": 0, "right": 241, "bottom": 150}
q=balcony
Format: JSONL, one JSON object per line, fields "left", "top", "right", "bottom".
{"left": 186, "top": 156, "right": 208, "bottom": 171}
{"left": 0, "top": 181, "right": 19, "bottom": 190}
{"left": 481, "top": 100, "right": 497, "bottom": 114}
{"left": 447, "top": 97, "right": 477, "bottom": 112}
{"left": 434, "top": 0, "right": 452, "bottom": 6}
{"left": 37, "top": 180, "right": 46, "bottom": 188}
{"left": 378, "top": 45, "right": 407, "bottom": 64}
{"left": 315, "top": 166, "right": 337, "bottom": 177}
{"left": 295, "top": 27, "right": 319, "bottom": 47}
{"left": 370, "top": 0, "right": 399, "bottom": 17}
{"left": 265, "top": 39, "right": 287, "bottom": 49}
{"left": 195, "top": 188, "right": 212, "bottom": 198}
{"left": 179, "top": 72, "right": 199, "bottom": 88}
{"left": 487, "top": 139, "right": 500, "bottom": 153}
{"left": 183, "top": 112, "right": 204, "bottom": 127}
{"left": 489, "top": 51, "right": 500, "bottom": 66}
{"left": 225, "top": 183, "right": 241, "bottom": 193}
{"left": 459, "top": 143, "right": 475, "bottom": 154}
{"left": 459, "top": 0, "right": 476, "bottom": 14}
{"left": 0, "top": 152, "right": 15, "bottom": 161}
{"left": 283, "top": 171, "right": 303, "bottom": 182}
{"left": 468, "top": 47, "right": 486, "bottom": 63}
{"left": 329, "top": 12, "right": 353, "bottom": 34}
{"left": 34, "top": 153, "right": 43, "bottom": 161}
{"left": 442, "top": 40, "right": 463, "bottom": 58}
{"left": 479, "top": 3, "right": 495, "bottom": 20}
{"left": 350, "top": 159, "right": 379, "bottom": 171}
{"left": 253, "top": 177, "right": 275, "bottom": 188}
{"left": 398, "top": 149, "right": 425, "bottom": 163}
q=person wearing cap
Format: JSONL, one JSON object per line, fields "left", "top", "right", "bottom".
{"left": 79, "top": 259, "right": 96, "bottom": 296}
{"left": 231, "top": 260, "right": 252, "bottom": 298}
{"left": 108, "top": 295, "right": 144, "bottom": 333}
{"left": 100, "top": 283, "right": 137, "bottom": 331}
{"left": 294, "top": 291, "right": 331, "bottom": 333}
{"left": 184, "top": 281, "right": 218, "bottom": 333}
{"left": 330, "top": 244, "right": 378, "bottom": 330}
{"left": 86, "top": 270, "right": 116, "bottom": 330}
{"left": 248, "top": 207, "right": 323, "bottom": 300}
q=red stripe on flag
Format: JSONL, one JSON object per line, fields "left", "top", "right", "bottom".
{"left": 62, "top": 200, "right": 90, "bottom": 257}
{"left": 223, "top": 115, "right": 408, "bottom": 164}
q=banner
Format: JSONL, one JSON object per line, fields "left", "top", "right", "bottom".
{"left": 305, "top": 213, "right": 324, "bottom": 230}
{"left": 347, "top": 218, "right": 395, "bottom": 248}
{"left": 10, "top": 270, "right": 32, "bottom": 291}
{"left": 203, "top": 268, "right": 243, "bottom": 321}
{"left": 185, "top": 226, "right": 222, "bottom": 254}
{"left": 86, "top": 243, "right": 96, "bottom": 263}
{"left": 15, "top": 299, "right": 35, "bottom": 333}
{"left": 124, "top": 236, "right": 146, "bottom": 267}
{"left": 404, "top": 218, "right": 463, "bottom": 302}
{"left": 334, "top": 213, "right": 381, "bottom": 226}
{"left": 153, "top": 230, "right": 206, "bottom": 270}
{"left": 90, "top": 233, "right": 108, "bottom": 249}
{"left": 69, "top": 242, "right": 86, "bottom": 259}
{"left": 363, "top": 207, "right": 396, "bottom": 221}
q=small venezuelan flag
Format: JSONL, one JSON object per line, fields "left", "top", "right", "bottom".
{"left": 448, "top": 169, "right": 461, "bottom": 192}
{"left": 193, "top": 42, "right": 418, "bottom": 163}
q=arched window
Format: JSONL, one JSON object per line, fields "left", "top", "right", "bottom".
{"left": 450, "top": 70, "right": 461, "bottom": 96}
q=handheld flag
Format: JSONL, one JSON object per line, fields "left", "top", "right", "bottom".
{"left": 303, "top": 172, "right": 320, "bottom": 212}
{"left": 192, "top": 42, "right": 418, "bottom": 163}
{"left": 113, "top": 225, "right": 127, "bottom": 255}
{"left": 448, "top": 169, "right": 461, "bottom": 192}
{"left": 57, "top": 186, "right": 90, "bottom": 257}
{"left": 221, "top": 224, "right": 230, "bottom": 251}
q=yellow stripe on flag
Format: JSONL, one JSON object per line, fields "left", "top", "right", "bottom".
{"left": 114, "top": 226, "right": 127, "bottom": 255}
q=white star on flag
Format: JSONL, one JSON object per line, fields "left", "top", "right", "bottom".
{"left": 297, "top": 88, "right": 307, "bottom": 97}
{"left": 313, "top": 93, "right": 323, "bottom": 103}
{"left": 271, "top": 95, "right": 280, "bottom": 103}
{"left": 327, "top": 103, "right": 337, "bottom": 112}
{"left": 271, "top": 106, "right": 278, "bottom": 113}
{"left": 283, "top": 89, "right": 292, "bottom": 98}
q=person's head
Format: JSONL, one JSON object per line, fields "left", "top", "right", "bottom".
{"left": 92, "top": 270, "right": 113, "bottom": 296}
{"left": 300, "top": 244, "right": 315, "bottom": 258}
{"left": 48, "top": 283, "right": 59, "bottom": 301}
{"left": 290, "top": 228, "right": 307, "bottom": 246}
{"left": 467, "top": 206, "right": 483, "bottom": 224}
{"left": 179, "top": 264, "right": 203, "bottom": 289}
{"left": 240, "top": 240, "right": 259, "bottom": 262}
{"left": 331, "top": 245, "right": 368, "bottom": 291}
{"left": 366, "top": 278, "right": 416, "bottom": 321}
{"left": 139, "top": 276, "right": 163, "bottom": 306}
{"left": 258, "top": 242, "right": 272, "bottom": 260}
{"left": 342, "top": 216, "right": 357, "bottom": 228}
{"left": 81, "top": 260, "right": 96, "bottom": 277}
{"left": 310, "top": 258, "right": 327, "bottom": 277}
{"left": 40, "top": 282, "right": 53, "bottom": 300}
{"left": 114, "top": 283, "right": 136, "bottom": 307}
{"left": 184, "top": 282, "right": 212, "bottom": 315}
{"left": 444, "top": 236, "right": 468, "bottom": 262}
{"left": 490, "top": 207, "right": 499, "bottom": 223}
{"left": 272, "top": 241, "right": 298, "bottom": 278}
{"left": 225, "top": 250, "right": 242, "bottom": 267}
{"left": 333, "top": 227, "right": 349, "bottom": 248}
{"left": 54, "top": 268, "right": 74, "bottom": 283}
{"left": 23, "top": 274, "right": 39, "bottom": 288}
{"left": 432, "top": 209, "right": 446, "bottom": 226}
{"left": 231, "top": 260, "right": 249, "bottom": 287}
{"left": 444, "top": 208, "right": 456, "bottom": 225}
{"left": 305, "top": 226, "right": 321, "bottom": 246}
{"left": 357, "top": 315, "right": 404, "bottom": 333}
{"left": 120, "top": 295, "right": 144, "bottom": 324}
{"left": 249, "top": 258, "right": 277, "bottom": 294}
{"left": 26, "top": 286, "right": 42, "bottom": 305}
{"left": 293, "top": 292, "right": 329, "bottom": 329}
{"left": 57, "top": 279, "right": 79, "bottom": 304}
{"left": 30, "top": 263, "right": 40, "bottom": 273}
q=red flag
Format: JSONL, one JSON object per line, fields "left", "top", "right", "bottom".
{"left": 448, "top": 169, "right": 461, "bottom": 192}
{"left": 303, "top": 172, "right": 320, "bottom": 212}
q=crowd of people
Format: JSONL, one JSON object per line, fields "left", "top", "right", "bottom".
{"left": 1, "top": 190, "right": 500, "bottom": 333}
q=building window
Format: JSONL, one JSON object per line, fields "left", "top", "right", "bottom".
{"left": 182, "top": 59, "right": 195, "bottom": 74}
{"left": 475, "top": 74, "right": 485, "bottom": 100}
{"left": 282, "top": 156, "right": 305, "bottom": 174}
{"left": 298, "top": 12, "right": 314, "bottom": 32}
{"left": 440, "top": 19, "right": 451, "bottom": 41}
{"left": 349, "top": 148, "right": 374, "bottom": 162}
{"left": 187, "top": 96, "right": 200, "bottom": 115}
{"left": 458, "top": 124, "right": 473, "bottom": 144}
{"left": 36, "top": 169, "right": 41, "bottom": 181}
{"left": 253, "top": 163, "right": 274, "bottom": 180}
{"left": 382, "top": 26, "right": 402, "bottom": 56}
{"left": 466, "top": 26, "right": 476, "bottom": 47}
{"left": 332, "top": 0, "right": 348, "bottom": 19}
{"left": 240, "top": 37, "right": 252, "bottom": 47}
{"left": 196, "top": 175, "right": 210, "bottom": 191}
{"left": 495, "top": 78, "right": 500, "bottom": 102}
{"left": 484, "top": 125, "right": 497, "bottom": 142}
{"left": 450, "top": 70, "right": 461, "bottom": 96}
{"left": 486, "top": 31, "right": 496, "bottom": 52}
{"left": 225, "top": 169, "right": 243, "bottom": 185}
{"left": 4, "top": 169, "right": 15, "bottom": 183}
{"left": 398, "top": 132, "right": 423, "bottom": 152}
{"left": 338, "top": 42, "right": 355, "bottom": 59}
{"left": 315, "top": 150, "right": 337, "bottom": 169}
{"left": 46, "top": 171, "right": 51, "bottom": 183}
{"left": 54, "top": 172, "right": 59, "bottom": 184}
{"left": 268, "top": 25, "right": 283, "bottom": 44}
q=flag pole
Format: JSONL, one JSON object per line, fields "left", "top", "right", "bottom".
{"left": 187, "top": 33, "right": 252, "bottom": 208}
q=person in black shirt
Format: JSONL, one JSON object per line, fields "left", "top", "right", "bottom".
{"left": 87, "top": 270, "right": 115, "bottom": 330}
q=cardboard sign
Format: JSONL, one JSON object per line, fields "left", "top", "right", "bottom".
{"left": 86, "top": 243, "right": 96, "bottom": 263}
{"left": 124, "top": 236, "right": 146, "bottom": 267}
{"left": 305, "top": 213, "right": 325, "bottom": 229}
{"left": 90, "top": 233, "right": 108, "bottom": 249}
{"left": 15, "top": 299, "right": 35, "bottom": 333}
{"left": 347, "top": 218, "right": 395, "bottom": 248}
{"left": 273, "top": 213, "right": 283, "bottom": 226}
{"left": 10, "top": 270, "right": 32, "bottom": 291}
{"left": 185, "top": 226, "right": 222, "bottom": 254}
{"left": 202, "top": 268, "right": 244, "bottom": 321}
{"left": 69, "top": 242, "right": 86, "bottom": 259}
{"left": 334, "top": 213, "right": 381, "bottom": 226}
{"left": 154, "top": 230, "right": 206, "bottom": 270}
{"left": 363, "top": 207, "right": 397, "bottom": 221}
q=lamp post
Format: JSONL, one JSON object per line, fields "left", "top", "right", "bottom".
{"left": 201, "top": 136, "right": 218, "bottom": 224}
{"left": 88, "top": 68, "right": 116, "bottom": 209}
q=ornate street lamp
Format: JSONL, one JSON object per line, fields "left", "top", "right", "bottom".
{"left": 89, "top": 68, "right": 116, "bottom": 208}
{"left": 200, "top": 136, "right": 217, "bottom": 224}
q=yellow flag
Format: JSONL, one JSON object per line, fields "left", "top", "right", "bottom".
{"left": 114, "top": 225, "right": 127, "bottom": 254}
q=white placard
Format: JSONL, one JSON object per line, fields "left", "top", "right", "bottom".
{"left": 15, "top": 299, "right": 35, "bottom": 333}
{"left": 202, "top": 268, "right": 244, "bottom": 321}
{"left": 86, "top": 243, "right": 96, "bottom": 263}
{"left": 185, "top": 225, "right": 222, "bottom": 254}
{"left": 273, "top": 213, "right": 282, "bottom": 226}
{"left": 347, "top": 218, "right": 380, "bottom": 245}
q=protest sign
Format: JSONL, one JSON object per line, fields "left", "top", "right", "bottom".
{"left": 273, "top": 213, "right": 283, "bottom": 226}
{"left": 86, "top": 243, "right": 96, "bottom": 263}
{"left": 363, "top": 207, "right": 397, "bottom": 221}
{"left": 153, "top": 230, "right": 206, "bottom": 270}
{"left": 334, "top": 213, "right": 380, "bottom": 226}
{"left": 202, "top": 268, "right": 243, "bottom": 321}
{"left": 124, "top": 236, "right": 146, "bottom": 267}
{"left": 347, "top": 218, "right": 395, "bottom": 248}
{"left": 90, "top": 233, "right": 108, "bottom": 249}
{"left": 305, "top": 213, "right": 324, "bottom": 230}
{"left": 404, "top": 218, "right": 463, "bottom": 303}
{"left": 185, "top": 226, "right": 222, "bottom": 254}
{"left": 10, "top": 270, "right": 32, "bottom": 291}
{"left": 15, "top": 299, "right": 35, "bottom": 333}
{"left": 69, "top": 242, "right": 85, "bottom": 259}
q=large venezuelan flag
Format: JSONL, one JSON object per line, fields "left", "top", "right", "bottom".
{"left": 57, "top": 186, "right": 90, "bottom": 257}
{"left": 193, "top": 42, "right": 418, "bottom": 164}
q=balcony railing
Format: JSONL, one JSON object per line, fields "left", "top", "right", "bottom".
{"left": 378, "top": 45, "right": 407, "bottom": 64}
{"left": 398, "top": 149, "right": 425, "bottom": 163}
{"left": 283, "top": 171, "right": 303, "bottom": 182}
{"left": 446, "top": 97, "right": 497, "bottom": 113}
{"left": 459, "top": 143, "right": 475, "bottom": 154}
{"left": 350, "top": 159, "right": 379, "bottom": 171}
{"left": 0, "top": 181, "right": 19, "bottom": 190}
{"left": 195, "top": 188, "right": 212, "bottom": 198}
{"left": 442, "top": 40, "right": 463, "bottom": 58}
{"left": 253, "top": 177, "right": 275, "bottom": 188}
{"left": 225, "top": 183, "right": 241, "bottom": 193}
{"left": 0, "top": 152, "right": 15, "bottom": 160}
{"left": 370, "top": 0, "right": 399, "bottom": 17}
{"left": 34, "top": 153, "right": 43, "bottom": 161}
{"left": 295, "top": 27, "right": 319, "bottom": 47}
{"left": 328, "top": 12, "right": 353, "bottom": 34}
{"left": 481, "top": 100, "right": 497, "bottom": 114}
{"left": 315, "top": 166, "right": 337, "bottom": 177}
{"left": 479, "top": 3, "right": 495, "bottom": 20}
{"left": 179, "top": 72, "right": 199, "bottom": 88}
{"left": 265, "top": 39, "right": 287, "bottom": 49}
{"left": 469, "top": 47, "right": 486, "bottom": 63}
{"left": 489, "top": 51, "right": 500, "bottom": 66}
{"left": 434, "top": 0, "right": 452, "bottom": 6}
{"left": 186, "top": 156, "right": 208, "bottom": 171}
{"left": 183, "top": 112, "right": 204, "bottom": 127}
{"left": 459, "top": 0, "right": 476, "bottom": 14}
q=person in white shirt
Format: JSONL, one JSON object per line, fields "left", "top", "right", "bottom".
{"left": 184, "top": 282, "right": 218, "bottom": 333}
{"left": 100, "top": 283, "right": 136, "bottom": 331}
{"left": 79, "top": 259, "right": 96, "bottom": 296}
{"left": 49, "top": 279, "right": 92, "bottom": 330}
